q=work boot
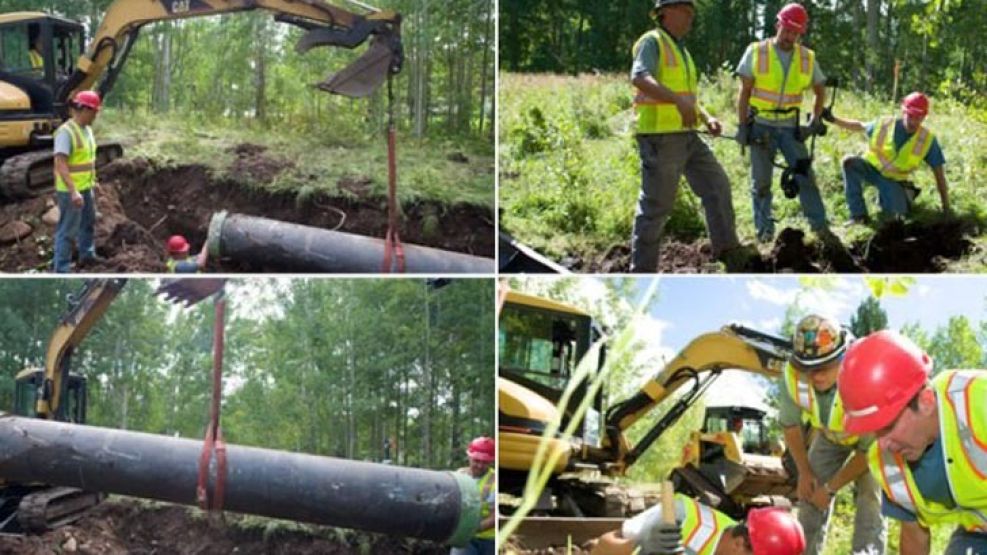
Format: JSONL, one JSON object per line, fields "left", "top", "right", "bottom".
{"left": 814, "top": 226, "right": 841, "bottom": 246}
{"left": 717, "top": 245, "right": 756, "bottom": 272}
{"left": 77, "top": 254, "right": 106, "bottom": 269}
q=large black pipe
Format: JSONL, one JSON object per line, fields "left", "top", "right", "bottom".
{"left": 206, "top": 211, "right": 494, "bottom": 273}
{"left": 0, "top": 416, "right": 480, "bottom": 545}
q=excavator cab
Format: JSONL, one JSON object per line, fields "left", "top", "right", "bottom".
{"left": 13, "top": 368, "right": 87, "bottom": 423}
{"left": 0, "top": 14, "right": 83, "bottom": 118}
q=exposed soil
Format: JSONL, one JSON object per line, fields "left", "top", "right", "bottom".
{"left": 569, "top": 218, "right": 979, "bottom": 273}
{"left": 0, "top": 144, "right": 494, "bottom": 273}
{"left": 0, "top": 497, "right": 446, "bottom": 555}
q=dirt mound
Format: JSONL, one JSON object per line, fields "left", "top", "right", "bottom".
{"left": 0, "top": 498, "right": 446, "bottom": 555}
{"left": 568, "top": 218, "right": 976, "bottom": 274}
{"left": 0, "top": 156, "right": 493, "bottom": 273}
{"left": 227, "top": 143, "right": 293, "bottom": 183}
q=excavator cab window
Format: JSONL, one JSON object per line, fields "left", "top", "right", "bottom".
{"left": 12, "top": 370, "right": 87, "bottom": 423}
{"left": 0, "top": 21, "right": 39, "bottom": 76}
{"left": 499, "top": 304, "right": 590, "bottom": 388}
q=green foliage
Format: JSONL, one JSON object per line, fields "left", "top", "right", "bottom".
{"left": 849, "top": 296, "right": 889, "bottom": 338}
{"left": 0, "top": 279, "right": 494, "bottom": 470}
{"left": 501, "top": 71, "right": 987, "bottom": 264}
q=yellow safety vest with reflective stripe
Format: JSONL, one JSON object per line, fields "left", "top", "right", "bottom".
{"left": 630, "top": 494, "right": 735, "bottom": 555}
{"left": 166, "top": 256, "right": 199, "bottom": 274}
{"left": 868, "top": 370, "right": 987, "bottom": 533}
{"left": 748, "top": 40, "right": 815, "bottom": 121}
{"left": 29, "top": 49, "right": 43, "bottom": 70}
{"left": 632, "top": 28, "right": 699, "bottom": 134}
{"left": 863, "top": 117, "right": 935, "bottom": 181}
{"left": 54, "top": 120, "right": 96, "bottom": 193}
{"left": 783, "top": 363, "right": 858, "bottom": 446}
{"left": 475, "top": 468, "right": 495, "bottom": 539}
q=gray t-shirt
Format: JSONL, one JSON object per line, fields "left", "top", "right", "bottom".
{"left": 737, "top": 41, "right": 825, "bottom": 127}
{"left": 53, "top": 125, "right": 74, "bottom": 156}
{"left": 631, "top": 29, "right": 690, "bottom": 82}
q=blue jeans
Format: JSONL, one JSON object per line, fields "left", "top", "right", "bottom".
{"left": 450, "top": 538, "right": 495, "bottom": 555}
{"left": 842, "top": 155, "right": 910, "bottom": 218}
{"left": 945, "top": 527, "right": 987, "bottom": 555}
{"left": 749, "top": 123, "right": 828, "bottom": 238}
{"left": 53, "top": 189, "right": 96, "bottom": 273}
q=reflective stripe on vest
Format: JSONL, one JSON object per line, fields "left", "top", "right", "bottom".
{"left": 54, "top": 120, "right": 96, "bottom": 193}
{"left": 863, "top": 117, "right": 935, "bottom": 180}
{"left": 476, "top": 468, "right": 495, "bottom": 539}
{"left": 675, "top": 494, "right": 736, "bottom": 555}
{"left": 783, "top": 363, "right": 858, "bottom": 446}
{"left": 870, "top": 370, "right": 987, "bottom": 531}
{"left": 749, "top": 40, "right": 814, "bottom": 121}
{"left": 632, "top": 28, "right": 699, "bottom": 134}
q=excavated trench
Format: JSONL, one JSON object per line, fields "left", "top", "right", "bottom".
{"left": 0, "top": 146, "right": 494, "bottom": 273}
{"left": 573, "top": 218, "right": 980, "bottom": 274}
{"left": 0, "top": 497, "right": 446, "bottom": 555}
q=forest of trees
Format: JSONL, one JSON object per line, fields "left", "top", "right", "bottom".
{"left": 500, "top": 0, "right": 985, "bottom": 108}
{"left": 0, "top": 0, "right": 494, "bottom": 139}
{"left": 0, "top": 278, "right": 494, "bottom": 470}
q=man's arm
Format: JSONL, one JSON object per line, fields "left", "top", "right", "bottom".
{"left": 827, "top": 114, "right": 867, "bottom": 133}
{"left": 932, "top": 165, "right": 950, "bottom": 213}
{"left": 825, "top": 449, "right": 869, "bottom": 492}
{"left": 737, "top": 76, "right": 753, "bottom": 126}
{"left": 811, "top": 82, "right": 826, "bottom": 120}
{"left": 899, "top": 521, "right": 931, "bottom": 555}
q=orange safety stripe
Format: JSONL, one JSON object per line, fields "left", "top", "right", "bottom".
{"left": 67, "top": 163, "right": 95, "bottom": 172}
{"left": 659, "top": 32, "right": 678, "bottom": 68}
{"left": 633, "top": 92, "right": 696, "bottom": 106}
{"left": 799, "top": 45, "right": 810, "bottom": 73}
{"left": 911, "top": 128, "right": 930, "bottom": 156}
{"left": 751, "top": 88, "right": 803, "bottom": 105}
{"left": 757, "top": 41, "right": 770, "bottom": 74}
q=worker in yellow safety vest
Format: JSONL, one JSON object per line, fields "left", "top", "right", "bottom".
{"left": 28, "top": 23, "right": 44, "bottom": 71}
{"left": 52, "top": 90, "right": 103, "bottom": 273}
{"left": 824, "top": 92, "right": 950, "bottom": 223}
{"left": 629, "top": 0, "right": 744, "bottom": 273}
{"left": 590, "top": 494, "right": 806, "bottom": 555}
{"left": 736, "top": 3, "right": 831, "bottom": 244}
{"left": 779, "top": 315, "right": 885, "bottom": 555}
{"left": 839, "top": 330, "right": 987, "bottom": 555}
{"left": 451, "top": 436, "right": 495, "bottom": 555}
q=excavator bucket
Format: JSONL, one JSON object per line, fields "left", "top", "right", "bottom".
{"left": 155, "top": 279, "right": 227, "bottom": 307}
{"left": 317, "top": 36, "right": 398, "bottom": 98}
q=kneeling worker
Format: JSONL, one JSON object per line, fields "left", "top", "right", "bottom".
{"left": 591, "top": 493, "right": 805, "bottom": 555}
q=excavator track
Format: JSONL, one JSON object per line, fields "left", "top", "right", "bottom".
{"left": 17, "top": 486, "right": 104, "bottom": 533}
{"left": 0, "top": 142, "right": 124, "bottom": 200}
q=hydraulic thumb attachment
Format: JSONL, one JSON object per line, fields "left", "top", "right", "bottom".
{"left": 281, "top": 13, "right": 403, "bottom": 98}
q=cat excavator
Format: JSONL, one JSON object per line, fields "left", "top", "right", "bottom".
{"left": 0, "top": 278, "right": 224, "bottom": 533}
{"left": 498, "top": 291, "right": 798, "bottom": 521}
{"left": 0, "top": 1, "right": 402, "bottom": 199}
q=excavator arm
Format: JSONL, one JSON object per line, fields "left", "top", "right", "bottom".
{"left": 586, "top": 325, "right": 792, "bottom": 474}
{"left": 32, "top": 278, "right": 128, "bottom": 419}
{"left": 56, "top": 0, "right": 403, "bottom": 106}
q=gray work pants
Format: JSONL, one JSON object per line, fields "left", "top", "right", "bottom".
{"left": 945, "top": 527, "right": 987, "bottom": 555}
{"left": 630, "top": 132, "right": 739, "bottom": 273}
{"left": 799, "top": 433, "right": 886, "bottom": 555}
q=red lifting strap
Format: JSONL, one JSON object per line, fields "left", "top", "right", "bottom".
{"left": 197, "top": 293, "right": 228, "bottom": 512}
{"left": 382, "top": 76, "right": 405, "bottom": 273}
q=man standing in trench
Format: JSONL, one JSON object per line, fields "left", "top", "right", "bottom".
{"left": 630, "top": 0, "right": 743, "bottom": 272}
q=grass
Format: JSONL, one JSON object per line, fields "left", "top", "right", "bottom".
{"left": 95, "top": 109, "right": 494, "bottom": 209}
{"left": 499, "top": 70, "right": 987, "bottom": 269}
{"left": 818, "top": 489, "right": 953, "bottom": 554}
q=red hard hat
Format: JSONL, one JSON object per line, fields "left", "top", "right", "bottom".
{"left": 839, "top": 330, "right": 932, "bottom": 435}
{"left": 467, "top": 436, "right": 495, "bottom": 463}
{"left": 901, "top": 92, "right": 930, "bottom": 118}
{"left": 777, "top": 3, "right": 809, "bottom": 33}
{"left": 747, "top": 507, "right": 806, "bottom": 555}
{"left": 166, "top": 235, "right": 190, "bottom": 256}
{"left": 72, "top": 90, "right": 102, "bottom": 111}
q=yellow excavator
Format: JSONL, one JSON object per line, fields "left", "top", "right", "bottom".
{"left": 0, "top": 1, "right": 402, "bottom": 199}
{"left": 1, "top": 278, "right": 223, "bottom": 533}
{"left": 498, "top": 290, "right": 797, "bottom": 520}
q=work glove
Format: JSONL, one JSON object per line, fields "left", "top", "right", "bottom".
{"left": 806, "top": 116, "right": 827, "bottom": 137}
{"left": 821, "top": 107, "right": 836, "bottom": 123}
{"left": 735, "top": 123, "right": 751, "bottom": 146}
{"left": 639, "top": 521, "right": 685, "bottom": 555}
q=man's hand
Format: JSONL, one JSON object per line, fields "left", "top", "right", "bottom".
{"left": 705, "top": 117, "right": 722, "bottom": 137}
{"left": 675, "top": 97, "right": 697, "bottom": 128}
{"left": 735, "top": 123, "right": 751, "bottom": 146}
{"left": 796, "top": 471, "right": 817, "bottom": 502}
{"left": 70, "top": 190, "right": 84, "bottom": 208}
{"left": 808, "top": 483, "right": 832, "bottom": 511}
